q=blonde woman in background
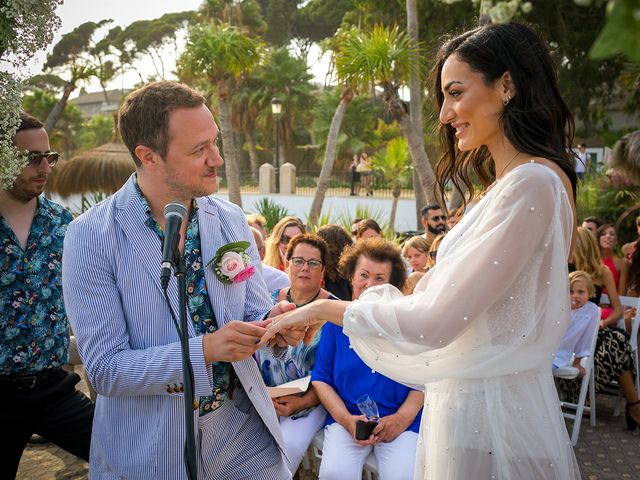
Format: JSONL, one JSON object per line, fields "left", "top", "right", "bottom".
{"left": 264, "top": 216, "right": 305, "bottom": 271}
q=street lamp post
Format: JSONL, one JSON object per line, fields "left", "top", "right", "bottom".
{"left": 271, "top": 97, "right": 282, "bottom": 193}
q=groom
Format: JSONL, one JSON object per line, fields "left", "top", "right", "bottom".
{"left": 62, "top": 81, "right": 296, "bottom": 479}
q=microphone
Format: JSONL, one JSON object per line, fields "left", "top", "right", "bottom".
{"left": 161, "top": 202, "right": 187, "bottom": 289}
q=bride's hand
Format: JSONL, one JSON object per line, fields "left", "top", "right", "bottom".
{"left": 260, "top": 303, "right": 325, "bottom": 347}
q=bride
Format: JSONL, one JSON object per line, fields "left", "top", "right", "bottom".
{"left": 263, "top": 22, "right": 581, "bottom": 480}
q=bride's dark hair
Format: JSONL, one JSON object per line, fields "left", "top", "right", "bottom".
{"left": 431, "top": 22, "right": 577, "bottom": 206}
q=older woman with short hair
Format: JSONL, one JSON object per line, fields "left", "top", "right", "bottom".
{"left": 311, "top": 238, "right": 423, "bottom": 480}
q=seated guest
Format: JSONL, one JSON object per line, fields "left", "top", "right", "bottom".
{"left": 312, "top": 238, "right": 423, "bottom": 480}
{"left": 621, "top": 215, "right": 640, "bottom": 260}
{"left": 596, "top": 223, "right": 629, "bottom": 296}
{"left": 402, "top": 235, "right": 430, "bottom": 274}
{"left": 553, "top": 272, "right": 600, "bottom": 374}
{"left": 571, "top": 228, "right": 622, "bottom": 321}
{"left": 264, "top": 216, "right": 305, "bottom": 271}
{"left": 581, "top": 216, "right": 602, "bottom": 235}
{"left": 426, "top": 233, "right": 445, "bottom": 270}
{"left": 420, "top": 204, "right": 447, "bottom": 248}
{"left": 250, "top": 227, "right": 289, "bottom": 291}
{"left": 627, "top": 244, "right": 640, "bottom": 298}
{"left": 350, "top": 218, "right": 363, "bottom": 237}
{"left": 317, "top": 224, "right": 354, "bottom": 300}
{"left": 354, "top": 218, "right": 383, "bottom": 241}
{"left": 561, "top": 228, "right": 639, "bottom": 429}
{"left": 446, "top": 205, "right": 464, "bottom": 230}
{"left": 246, "top": 212, "right": 268, "bottom": 240}
{"left": 258, "top": 233, "right": 335, "bottom": 474}
{"left": 624, "top": 245, "right": 640, "bottom": 332}
{"left": 404, "top": 235, "right": 445, "bottom": 295}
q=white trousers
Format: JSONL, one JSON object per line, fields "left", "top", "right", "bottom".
{"left": 318, "top": 422, "right": 418, "bottom": 480}
{"left": 280, "top": 406, "right": 327, "bottom": 474}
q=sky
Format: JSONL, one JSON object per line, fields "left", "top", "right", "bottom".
{"left": 26, "top": 0, "right": 330, "bottom": 95}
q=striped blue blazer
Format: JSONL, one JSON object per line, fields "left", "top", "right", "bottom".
{"left": 62, "top": 176, "right": 286, "bottom": 479}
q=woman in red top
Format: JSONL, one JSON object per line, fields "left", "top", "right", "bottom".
{"left": 597, "top": 224, "right": 629, "bottom": 295}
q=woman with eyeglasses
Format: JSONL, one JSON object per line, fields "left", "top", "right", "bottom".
{"left": 264, "top": 216, "right": 305, "bottom": 271}
{"left": 258, "top": 233, "right": 336, "bottom": 475}
{"left": 309, "top": 238, "right": 422, "bottom": 480}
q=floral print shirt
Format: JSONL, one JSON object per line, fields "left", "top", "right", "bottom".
{"left": 134, "top": 179, "right": 234, "bottom": 417}
{"left": 1, "top": 196, "right": 72, "bottom": 375}
{"left": 257, "top": 288, "right": 337, "bottom": 418}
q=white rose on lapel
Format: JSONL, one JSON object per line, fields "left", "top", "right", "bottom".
{"left": 207, "top": 241, "right": 256, "bottom": 284}
{"left": 220, "top": 252, "right": 244, "bottom": 279}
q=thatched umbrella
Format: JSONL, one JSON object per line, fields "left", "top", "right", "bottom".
{"left": 47, "top": 142, "right": 135, "bottom": 198}
{"left": 611, "top": 130, "right": 640, "bottom": 184}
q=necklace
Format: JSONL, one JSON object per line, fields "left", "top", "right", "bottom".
{"left": 286, "top": 288, "right": 321, "bottom": 307}
{"left": 496, "top": 151, "right": 521, "bottom": 179}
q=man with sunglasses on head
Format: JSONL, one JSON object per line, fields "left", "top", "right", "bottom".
{"left": 0, "top": 112, "right": 94, "bottom": 478}
{"left": 420, "top": 204, "right": 448, "bottom": 249}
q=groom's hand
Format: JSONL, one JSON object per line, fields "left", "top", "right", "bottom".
{"left": 203, "top": 320, "right": 268, "bottom": 363}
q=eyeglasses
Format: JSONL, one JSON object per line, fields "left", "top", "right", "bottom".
{"left": 430, "top": 215, "right": 447, "bottom": 222}
{"left": 429, "top": 251, "right": 438, "bottom": 259}
{"left": 26, "top": 151, "right": 60, "bottom": 167}
{"left": 289, "top": 257, "right": 323, "bottom": 269}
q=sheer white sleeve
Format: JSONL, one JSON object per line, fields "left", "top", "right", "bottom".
{"left": 343, "top": 164, "right": 574, "bottom": 385}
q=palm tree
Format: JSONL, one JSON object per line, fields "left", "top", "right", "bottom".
{"left": 406, "top": 0, "right": 431, "bottom": 223}
{"left": 249, "top": 47, "right": 315, "bottom": 168}
{"left": 371, "top": 137, "right": 412, "bottom": 234}
{"left": 335, "top": 24, "right": 439, "bottom": 206}
{"left": 308, "top": 26, "right": 362, "bottom": 225}
{"left": 310, "top": 90, "right": 381, "bottom": 163}
{"left": 230, "top": 78, "right": 261, "bottom": 180}
{"left": 179, "top": 23, "right": 262, "bottom": 208}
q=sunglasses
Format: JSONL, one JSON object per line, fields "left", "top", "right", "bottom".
{"left": 26, "top": 151, "right": 60, "bottom": 167}
{"left": 429, "top": 251, "right": 438, "bottom": 259}
{"left": 280, "top": 235, "right": 294, "bottom": 245}
{"left": 430, "top": 215, "right": 447, "bottom": 222}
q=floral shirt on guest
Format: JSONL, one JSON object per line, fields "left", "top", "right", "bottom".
{"left": 134, "top": 178, "right": 234, "bottom": 417}
{"left": 0, "top": 196, "right": 72, "bottom": 375}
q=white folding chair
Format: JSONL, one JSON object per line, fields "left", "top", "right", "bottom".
{"left": 311, "top": 429, "right": 379, "bottom": 480}
{"left": 600, "top": 294, "right": 640, "bottom": 415}
{"left": 556, "top": 313, "right": 600, "bottom": 446}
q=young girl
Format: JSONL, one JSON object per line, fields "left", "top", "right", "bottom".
{"left": 553, "top": 272, "right": 599, "bottom": 376}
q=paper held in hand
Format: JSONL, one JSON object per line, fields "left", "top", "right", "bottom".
{"left": 267, "top": 376, "right": 311, "bottom": 398}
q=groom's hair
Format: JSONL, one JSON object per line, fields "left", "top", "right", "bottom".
{"left": 118, "top": 81, "right": 205, "bottom": 166}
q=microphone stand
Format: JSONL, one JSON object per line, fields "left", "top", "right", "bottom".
{"left": 164, "top": 246, "right": 197, "bottom": 480}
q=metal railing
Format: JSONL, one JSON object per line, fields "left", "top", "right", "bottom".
{"left": 220, "top": 169, "right": 416, "bottom": 199}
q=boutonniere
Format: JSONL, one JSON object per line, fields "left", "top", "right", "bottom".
{"left": 207, "top": 241, "right": 256, "bottom": 284}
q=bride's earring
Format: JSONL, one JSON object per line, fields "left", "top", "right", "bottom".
{"left": 503, "top": 95, "right": 511, "bottom": 106}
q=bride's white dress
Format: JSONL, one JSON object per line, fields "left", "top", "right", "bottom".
{"left": 343, "top": 163, "right": 581, "bottom": 479}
